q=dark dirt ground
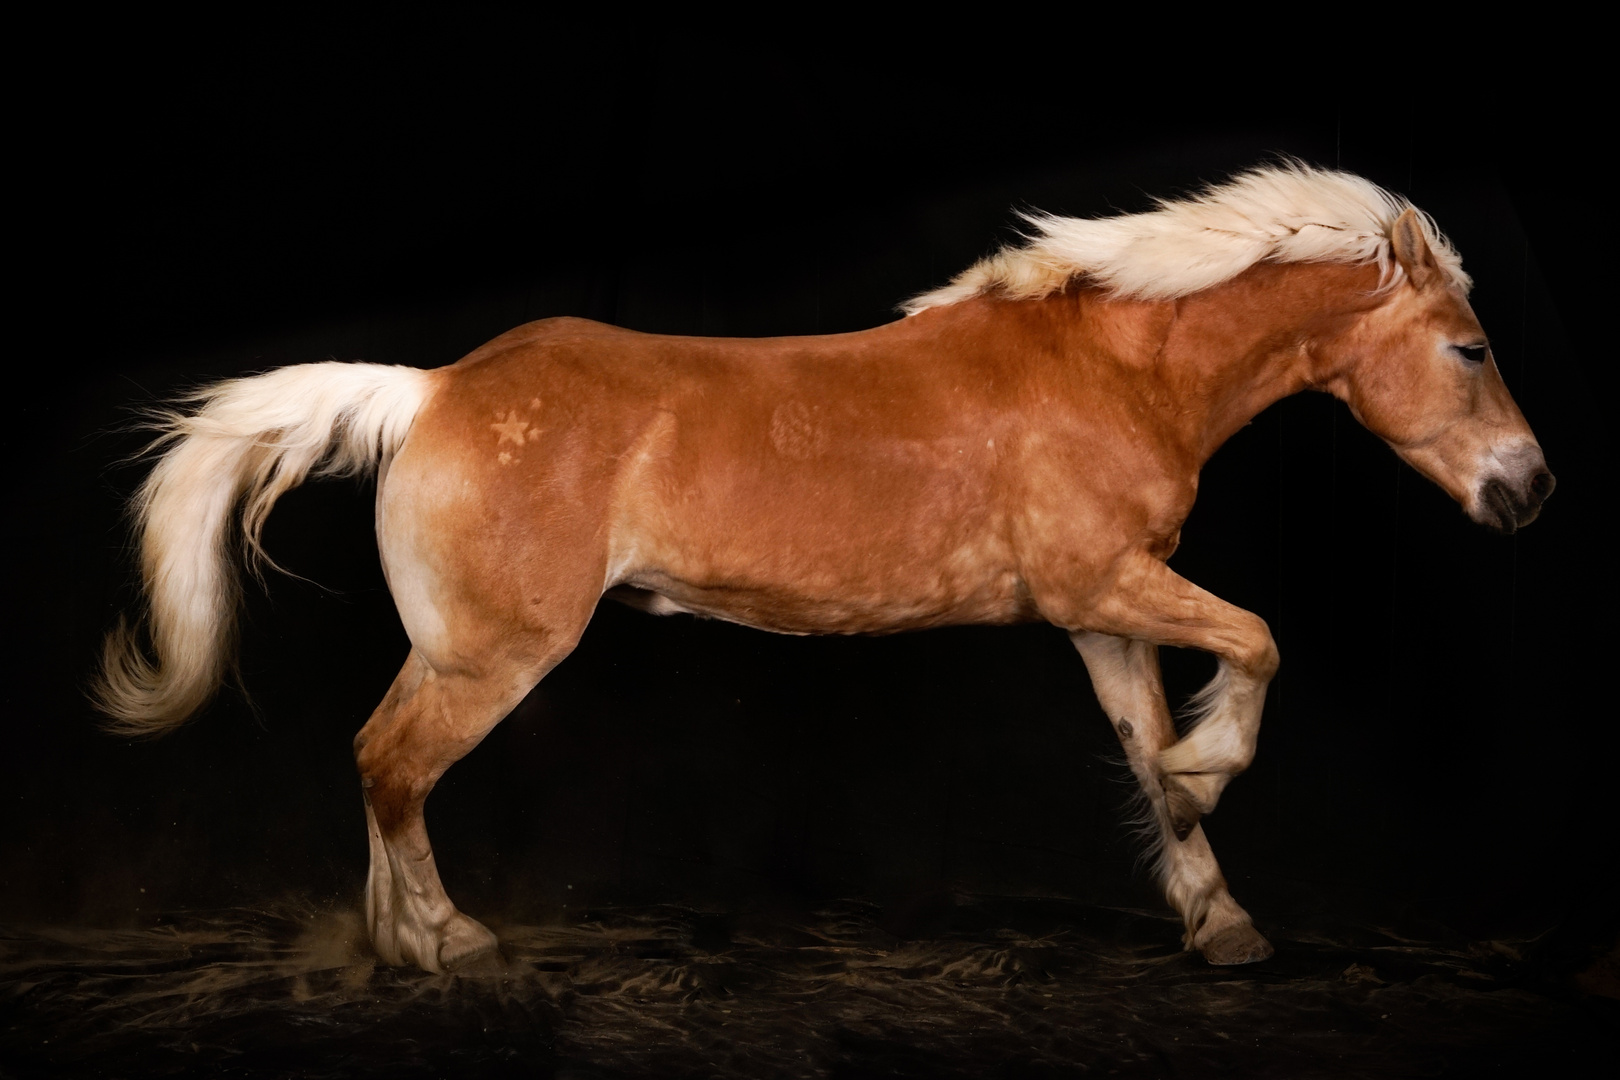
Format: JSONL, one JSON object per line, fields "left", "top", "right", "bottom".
{"left": 3, "top": 895, "right": 1612, "bottom": 1079}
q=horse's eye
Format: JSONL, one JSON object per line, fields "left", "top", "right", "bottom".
{"left": 1456, "top": 344, "right": 1488, "bottom": 365}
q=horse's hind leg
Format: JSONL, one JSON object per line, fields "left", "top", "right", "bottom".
{"left": 354, "top": 637, "right": 576, "bottom": 972}
{"left": 1071, "top": 631, "right": 1273, "bottom": 964}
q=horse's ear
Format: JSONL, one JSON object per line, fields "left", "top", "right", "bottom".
{"left": 1391, "top": 207, "right": 1442, "bottom": 290}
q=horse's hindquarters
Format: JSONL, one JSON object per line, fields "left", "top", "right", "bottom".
{"left": 377, "top": 381, "right": 612, "bottom": 673}
{"left": 363, "top": 388, "right": 612, "bottom": 971}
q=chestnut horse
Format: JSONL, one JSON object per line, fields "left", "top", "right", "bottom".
{"left": 97, "top": 165, "right": 1553, "bottom": 972}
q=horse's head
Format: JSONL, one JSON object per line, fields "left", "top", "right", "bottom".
{"left": 1314, "top": 208, "right": 1554, "bottom": 533}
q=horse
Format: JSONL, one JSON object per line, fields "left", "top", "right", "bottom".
{"left": 95, "top": 163, "right": 1555, "bottom": 973}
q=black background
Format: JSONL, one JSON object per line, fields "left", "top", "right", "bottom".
{"left": 8, "top": 18, "right": 1612, "bottom": 973}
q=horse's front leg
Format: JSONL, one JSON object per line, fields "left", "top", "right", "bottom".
{"left": 1084, "top": 552, "right": 1279, "bottom": 837}
{"left": 1071, "top": 631, "right": 1273, "bottom": 963}
{"left": 1067, "top": 555, "right": 1278, "bottom": 964}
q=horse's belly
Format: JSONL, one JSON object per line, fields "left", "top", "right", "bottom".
{"left": 614, "top": 553, "right": 1033, "bottom": 636}
{"left": 608, "top": 447, "right": 1033, "bottom": 634}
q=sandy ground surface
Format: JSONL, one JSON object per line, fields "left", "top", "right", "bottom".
{"left": 3, "top": 896, "right": 1612, "bottom": 1078}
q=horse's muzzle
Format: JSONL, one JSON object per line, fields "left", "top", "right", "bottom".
{"left": 1479, "top": 468, "right": 1556, "bottom": 534}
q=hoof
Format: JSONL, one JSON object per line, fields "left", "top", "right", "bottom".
{"left": 1199, "top": 922, "right": 1274, "bottom": 965}
{"left": 439, "top": 912, "right": 500, "bottom": 971}
{"left": 1163, "top": 777, "right": 1202, "bottom": 841}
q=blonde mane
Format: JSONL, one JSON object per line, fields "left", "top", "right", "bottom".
{"left": 901, "top": 162, "right": 1470, "bottom": 314}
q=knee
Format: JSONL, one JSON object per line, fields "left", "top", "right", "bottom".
{"left": 1254, "top": 634, "right": 1279, "bottom": 681}
{"left": 1235, "top": 618, "right": 1279, "bottom": 681}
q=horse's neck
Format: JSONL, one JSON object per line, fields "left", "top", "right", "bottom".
{"left": 1098, "top": 262, "right": 1380, "bottom": 465}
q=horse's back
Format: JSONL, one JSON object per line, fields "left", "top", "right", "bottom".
{"left": 381, "top": 312, "right": 1049, "bottom": 637}
{"left": 378, "top": 300, "right": 1214, "bottom": 639}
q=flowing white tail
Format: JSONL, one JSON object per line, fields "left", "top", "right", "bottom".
{"left": 95, "top": 362, "right": 435, "bottom": 736}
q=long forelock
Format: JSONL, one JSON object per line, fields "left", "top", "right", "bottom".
{"left": 901, "top": 162, "right": 1471, "bottom": 314}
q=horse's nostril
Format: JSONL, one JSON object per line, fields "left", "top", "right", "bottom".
{"left": 1530, "top": 471, "right": 1555, "bottom": 500}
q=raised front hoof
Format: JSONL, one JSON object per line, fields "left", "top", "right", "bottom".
{"left": 1162, "top": 777, "right": 1203, "bottom": 841}
{"left": 1198, "top": 922, "right": 1274, "bottom": 966}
